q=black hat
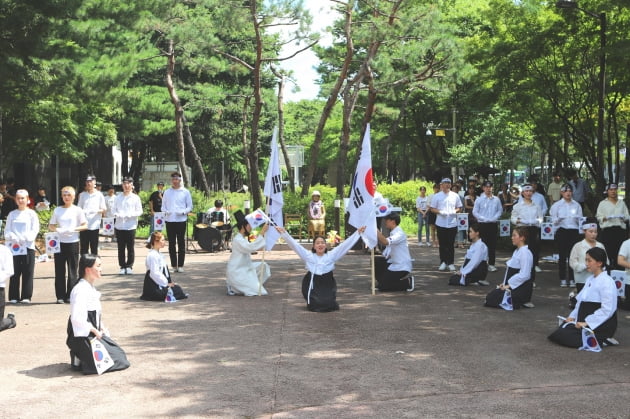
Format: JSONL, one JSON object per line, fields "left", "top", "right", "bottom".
{"left": 482, "top": 180, "right": 493, "bottom": 187}
{"left": 233, "top": 210, "right": 248, "bottom": 229}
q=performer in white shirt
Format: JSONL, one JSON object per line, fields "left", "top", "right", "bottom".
{"left": 78, "top": 174, "right": 107, "bottom": 255}
{"left": 112, "top": 177, "right": 143, "bottom": 275}
{"left": 570, "top": 219, "right": 606, "bottom": 292}
{"left": 596, "top": 183, "right": 629, "bottom": 270}
{"left": 511, "top": 184, "right": 543, "bottom": 277}
{"left": 375, "top": 213, "right": 414, "bottom": 292}
{"left": 549, "top": 184, "right": 583, "bottom": 287}
{"left": 4, "top": 189, "right": 39, "bottom": 303}
{"left": 472, "top": 180, "right": 503, "bottom": 272}
{"left": 429, "top": 178, "right": 463, "bottom": 272}
{"left": 549, "top": 247, "right": 618, "bottom": 348}
{"left": 0, "top": 245, "right": 17, "bottom": 331}
{"left": 141, "top": 232, "right": 188, "bottom": 301}
{"left": 161, "top": 172, "right": 193, "bottom": 273}
{"left": 450, "top": 224, "right": 489, "bottom": 286}
{"left": 49, "top": 186, "right": 88, "bottom": 303}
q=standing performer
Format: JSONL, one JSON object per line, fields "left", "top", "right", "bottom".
{"left": 450, "top": 224, "right": 489, "bottom": 286}
{"left": 78, "top": 175, "right": 107, "bottom": 255}
{"left": 570, "top": 219, "right": 606, "bottom": 293}
{"left": 472, "top": 180, "right": 503, "bottom": 272}
{"left": 162, "top": 172, "right": 193, "bottom": 273}
{"left": 510, "top": 184, "right": 543, "bottom": 277}
{"left": 430, "top": 178, "right": 463, "bottom": 272}
{"left": 4, "top": 189, "right": 39, "bottom": 303}
{"left": 226, "top": 210, "right": 270, "bottom": 296}
{"left": 66, "top": 254, "right": 130, "bottom": 374}
{"left": 141, "top": 232, "right": 188, "bottom": 301}
{"left": 49, "top": 186, "right": 88, "bottom": 303}
{"left": 112, "top": 177, "right": 143, "bottom": 275}
{"left": 375, "top": 213, "right": 414, "bottom": 292}
{"left": 277, "top": 225, "right": 365, "bottom": 312}
{"left": 549, "top": 184, "right": 583, "bottom": 287}
{"left": 484, "top": 226, "right": 534, "bottom": 309}
{"left": 548, "top": 247, "right": 618, "bottom": 348}
{"left": 596, "top": 183, "right": 629, "bottom": 270}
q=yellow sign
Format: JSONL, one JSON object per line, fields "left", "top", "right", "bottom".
{"left": 435, "top": 129, "right": 446, "bottom": 137}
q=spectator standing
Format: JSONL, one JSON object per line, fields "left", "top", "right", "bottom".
{"left": 567, "top": 170, "right": 590, "bottom": 209}
{"left": 430, "top": 178, "right": 463, "bottom": 272}
{"left": 4, "top": 189, "right": 40, "bottom": 303}
{"left": 549, "top": 184, "right": 583, "bottom": 287}
{"left": 49, "top": 186, "right": 88, "bottom": 303}
{"left": 161, "top": 172, "right": 193, "bottom": 273}
{"left": 112, "top": 177, "right": 143, "bottom": 275}
{"left": 428, "top": 183, "right": 439, "bottom": 247}
{"left": 78, "top": 175, "right": 107, "bottom": 255}
{"left": 596, "top": 183, "right": 629, "bottom": 271}
{"left": 547, "top": 172, "right": 563, "bottom": 205}
{"left": 104, "top": 185, "right": 116, "bottom": 219}
{"left": 148, "top": 181, "right": 165, "bottom": 234}
{"left": 511, "top": 184, "right": 543, "bottom": 276}
{"left": 34, "top": 186, "right": 51, "bottom": 212}
{"left": 472, "top": 180, "right": 503, "bottom": 272}
{"left": 416, "top": 186, "right": 430, "bottom": 245}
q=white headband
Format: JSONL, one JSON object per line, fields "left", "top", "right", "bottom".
{"left": 582, "top": 223, "right": 598, "bottom": 231}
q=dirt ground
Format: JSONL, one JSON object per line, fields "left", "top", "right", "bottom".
{"left": 1, "top": 238, "right": 629, "bottom": 418}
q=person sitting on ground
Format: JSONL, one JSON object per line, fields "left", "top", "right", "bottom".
{"left": 141, "top": 232, "right": 188, "bottom": 301}
{"left": 450, "top": 224, "right": 489, "bottom": 286}
{"left": 548, "top": 247, "right": 618, "bottom": 348}
{"left": 225, "top": 210, "right": 270, "bottom": 296}
{"left": 276, "top": 225, "right": 366, "bottom": 312}
{"left": 66, "top": 254, "right": 130, "bottom": 374}
{"left": 0, "top": 245, "right": 17, "bottom": 332}
{"left": 375, "top": 213, "right": 414, "bottom": 292}
{"left": 484, "top": 226, "right": 534, "bottom": 309}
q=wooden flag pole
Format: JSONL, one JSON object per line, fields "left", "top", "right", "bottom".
{"left": 371, "top": 247, "right": 376, "bottom": 295}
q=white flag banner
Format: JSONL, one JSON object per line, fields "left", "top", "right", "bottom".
{"left": 45, "top": 233, "right": 61, "bottom": 254}
{"left": 153, "top": 212, "right": 165, "bottom": 231}
{"left": 579, "top": 327, "right": 602, "bottom": 353}
{"left": 102, "top": 217, "right": 115, "bottom": 236}
{"left": 6, "top": 241, "right": 27, "bottom": 256}
{"left": 348, "top": 124, "right": 377, "bottom": 249}
{"left": 263, "top": 127, "right": 284, "bottom": 250}
{"left": 90, "top": 338, "right": 114, "bottom": 375}
{"left": 499, "top": 219, "right": 511, "bottom": 237}
{"left": 541, "top": 223, "right": 554, "bottom": 240}
{"left": 610, "top": 270, "right": 626, "bottom": 298}
{"left": 457, "top": 213, "right": 469, "bottom": 231}
{"left": 246, "top": 209, "right": 269, "bottom": 229}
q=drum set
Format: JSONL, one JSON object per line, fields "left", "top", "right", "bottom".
{"left": 194, "top": 212, "right": 231, "bottom": 252}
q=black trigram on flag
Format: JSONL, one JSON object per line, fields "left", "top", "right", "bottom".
{"left": 352, "top": 186, "right": 365, "bottom": 209}
{"left": 271, "top": 174, "right": 282, "bottom": 194}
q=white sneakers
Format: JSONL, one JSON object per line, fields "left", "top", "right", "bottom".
{"left": 560, "top": 280, "right": 568, "bottom": 288}
{"left": 569, "top": 280, "right": 576, "bottom": 287}
{"left": 448, "top": 264, "right": 456, "bottom": 272}
{"left": 127, "top": 268, "right": 133, "bottom": 274}
{"left": 478, "top": 280, "right": 490, "bottom": 286}
{"left": 535, "top": 266, "right": 542, "bottom": 273}
{"left": 438, "top": 263, "right": 455, "bottom": 271}
{"left": 119, "top": 268, "right": 127, "bottom": 275}
{"left": 438, "top": 262, "right": 447, "bottom": 271}
{"left": 177, "top": 267, "right": 185, "bottom": 273}
{"left": 488, "top": 265, "right": 497, "bottom": 272}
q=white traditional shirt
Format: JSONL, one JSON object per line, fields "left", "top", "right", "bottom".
{"left": 381, "top": 225, "right": 413, "bottom": 273}
{"left": 5, "top": 208, "right": 40, "bottom": 249}
{"left": 569, "top": 239, "right": 607, "bottom": 284}
{"left": 472, "top": 194, "right": 503, "bottom": 223}
{"left": 596, "top": 198, "right": 629, "bottom": 229}
{"left": 510, "top": 200, "right": 543, "bottom": 227}
{"left": 113, "top": 192, "right": 143, "bottom": 230}
{"left": 145, "top": 249, "right": 170, "bottom": 287}
{"left": 78, "top": 190, "right": 107, "bottom": 230}
{"left": 549, "top": 198, "right": 583, "bottom": 231}
{"left": 69, "top": 278, "right": 103, "bottom": 337}
{"left": 282, "top": 230, "right": 362, "bottom": 275}
{"left": 503, "top": 245, "right": 533, "bottom": 289}
{"left": 162, "top": 187, "right": 193, "bottom": 223}
{"left": 50, "top": 205, "right": 87, "bottom": 243}
{"left": 430, "top": 191, "right": 462, "bottom": 228}
{"left": 104, "top": 194, "right": 117, "bottom": 219}
{"left": 460, "top": 239, "right": 488, "bottom": 276}
{"left": 568, "top": 271, "right": 617, "bottom": 329}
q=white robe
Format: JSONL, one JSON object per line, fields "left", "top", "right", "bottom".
{"left": 226, "top": 233, "right": 270, "bottom": 296}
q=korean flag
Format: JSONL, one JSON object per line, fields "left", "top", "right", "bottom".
{"left": 499, "top": 220, "right": 510, "bottom": 237}
{"left": 6, "top": 240, "right": 27, "bottom": 256}
{"left": 541, "top": 223, "right": 554, "bottom": 240}
{"left": 374, "top": 198, "right": 393, "bottom": 218}
{"left": 579, "top": 328, "right": 602, "bottom": 353}
{"left": 610, "top": 270, "right": 626, "bottom": 298}
{"left": 153, "top": 212, "right": 165, "bottom": 231}
{"left": 90, "top": 337, "right": 114, "bottom": 375}
{"left": 45, "top": 233, "right": 61, "bottom": 254}
{"left": 500, "top": 290, "right": 513, "bottom": 311}
{"left": 457, "top": 213, "right": 469, "bottom": 231}
{"left": 102, "top": 217, "right": 115, "bottom": 236}
{"left": 246, "top": 209, "right": 269, "bottom": 229}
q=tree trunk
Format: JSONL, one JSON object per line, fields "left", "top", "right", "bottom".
{"left": 165, "top": 39, "right": 189, "bottom": 186}
{"left": 241, "top": 96, "right": 252, "bottom": 191}
{"left": 182, "top": 113, "right": 210, "bottom": 195}
{"left": 248, "top": 1, "right": 263, "bottom": 209}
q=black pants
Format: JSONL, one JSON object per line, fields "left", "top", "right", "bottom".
{"left": 555, "top": 228, "right": 581, "bottom": 281}
{"left": 55, "top": 242, "right": 79, "bottom": 301}
{"left": 478, "top": 223, "right": 498, "bottom": 265}
{"left": 600, "top": 226, "right": 626, "bottom": 270}
{"left": 524, "top": 226, "right": 540, "bottom": 267}
{"left": 115, "top": 229, "right": 136, "bottom": 269}
{"left": 375, "top": 256, "right": 410, "bottom": 291}
{"left": 166, "top": 221, "right": 186, "bottom": 268}
{"left": 9, "top": 249, "right": 35, "bottom": 301}
{"left": 80, "top": 229, "right": 100, "bottom": 255}
{"left": 436, "top": 226, "right": 457, "bottom": 265}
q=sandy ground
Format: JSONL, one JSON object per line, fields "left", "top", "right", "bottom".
{"left": 1, "top": 237, "right": 629, "bottom": 418}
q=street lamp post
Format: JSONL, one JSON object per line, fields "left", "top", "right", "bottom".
{"left": 556, "top": 0, "right": 607, "bottom": 191}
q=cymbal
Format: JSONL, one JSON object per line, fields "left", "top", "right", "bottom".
{"left": 195, "top": 223, "right": 209, "bottom": 229}
{"left": 211, "top": 221, "right": 224, "bottom": 227}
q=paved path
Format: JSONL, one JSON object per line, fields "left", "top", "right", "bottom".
{"left": 1, "top": 238, "right": 629, "bottom": 418}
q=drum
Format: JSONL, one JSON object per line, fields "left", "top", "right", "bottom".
{"left": 197, "top": 226, "right": 222, "bottom": 252}
{"left": 193, "top": 223, "right": 208, "bottom": 240}
{"left": 211, "top": 221, "right": 224, "bottom": 228}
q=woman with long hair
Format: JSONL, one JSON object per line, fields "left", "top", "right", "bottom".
{"left": 141, "top": 232, "right": 188, "bottom": 301}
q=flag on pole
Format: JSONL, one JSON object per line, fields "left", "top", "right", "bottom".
{"left": 263, "top": 127, "right": 284, "bottom": 250}
{"left": 579, "top": 327, "right": 602, "bottom": 352}
{"left": 246, "top": 209, "right": 269, "bottom": 229}
{"left": 348, "top": 124, "right": 377, "bottom": 249}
